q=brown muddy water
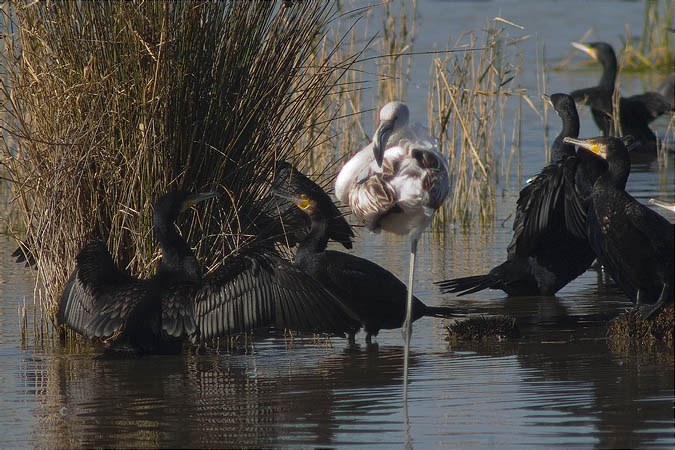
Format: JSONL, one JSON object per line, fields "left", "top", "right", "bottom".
{"left": 1, "top": 1, "right": 674, "bottom": 448}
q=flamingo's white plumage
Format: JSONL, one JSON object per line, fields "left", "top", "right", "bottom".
{"left": 335, "top": 101, "right": 449, "bottom": 397}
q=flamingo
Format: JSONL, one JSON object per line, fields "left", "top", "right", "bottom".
{"left": 335, "top": 101, "right": 449, "bottom": 395}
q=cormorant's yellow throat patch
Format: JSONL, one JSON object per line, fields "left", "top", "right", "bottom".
{"left": 297, "top": 194, "right": 312, "bottom": 210}
{"left": 588, "top": 143, "right": 608, "bottom": 159}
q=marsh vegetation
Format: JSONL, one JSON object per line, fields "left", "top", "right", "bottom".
{"left": 0, "top": 1, "right": 672, "bottom": 340}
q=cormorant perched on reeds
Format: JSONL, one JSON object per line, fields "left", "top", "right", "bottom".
{"left": 58, "top": 190, "right": 360, "bottom": 354}
{"left": 273, "top": 171, "right": 457, "bottom": 344}
{"left": 570, "top": 41, "right": 672, "bottom": 155}
{"left": 435, "top": 94, "right": 620, "bottom": 297}
{"left": 563, "top": 136, "right": 674, "bottom": 316}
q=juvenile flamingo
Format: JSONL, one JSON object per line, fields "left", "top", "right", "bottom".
{"left": 335, "top": 101, "right": 449, "bottom": 395}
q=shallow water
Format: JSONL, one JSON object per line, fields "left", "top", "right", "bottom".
{"left": 1, "top": 1, "right": 674, "bottom": 448}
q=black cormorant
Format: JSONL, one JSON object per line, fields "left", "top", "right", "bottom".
{"left": 274, "top": 177, "right": 456, "bottom": 344}
{"left": 563, "top": 135, "right": 674, "bottom": 315}
{"left": 435, "top": 93, "right": 618, "bottom": 297}
{"left": 58, "top": 190, "right": 219, "bottom": 354}
{"left": 570, "top": 41, "right": 672, "bottom": 155}
{"left": 272, "top": 160, "right": 354, "bottom": 249}
{"left": 211, "top": 160, "right": 354, "bottom": 253}
{"left": 58, "top": 190, "right": 360, "bottom": 354}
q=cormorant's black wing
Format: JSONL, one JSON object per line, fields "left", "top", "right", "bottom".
{"left": 562, "top": 158, "right": 590, "bottom": 240}
{"left": 58, "top": 240, "right": 146, "bottom": 339}
{"left": 508, "top": 162, "right": 566, "bottom": 257}
{"left": 192, "top": 250, "right": 360, "bottom": 341}
{"left": 162, "top": 283, "right": 199, "bottom": 339}
{"left": 625, "top": 197, "right": 675, "bottom": 258}
{"left": 12, "top": 239, "right": 37, "bottom": 267}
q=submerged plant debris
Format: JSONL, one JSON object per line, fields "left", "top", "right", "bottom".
{"left": 607, "top": 305, "right": 674, "bottom": 350}
{"left": 445, "top": 315, "right": 521, "bottom": 343}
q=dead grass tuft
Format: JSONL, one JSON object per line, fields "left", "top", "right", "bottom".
{"left": 445, "top": 315, "right": 520, "bottom": 343}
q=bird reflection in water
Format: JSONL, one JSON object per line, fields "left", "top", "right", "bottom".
{"left": 32, "top": 343, "right": 417, "bottom": 448}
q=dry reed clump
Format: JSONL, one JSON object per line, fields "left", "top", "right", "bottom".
{"left": 620, "top": 0, "right": 674, "bottom": 71}
{"left": 427, "top": 18, "right": 530, "bottom": 228}
{"left": 288, "top": 2, "right": 373, "bottom": 183}
{"left": 298, "top": 0, "right": 418, "bottom": 178}
{"left": 377, "top": 0, "right": 416, "bottom": 108}
{"left": 0, "top": 2, "right": 363, "bottom": 328}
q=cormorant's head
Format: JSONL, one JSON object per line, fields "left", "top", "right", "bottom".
{"left": 372, "top": 101, "right": 410, "bottom": 168}
{"left": 273, "top": 160, "right": 328, "bottom": 205}
{"left": 563, "top": 136, "right": 610, "bottom": 159}
{"left": 153, "top": 190, "right": 219, "bottom": 225}
{"left": 272, "top": 160, "right": 354, "bottom": 248}
{"left": 563, "top": 135, "right": 639, "bottom": 161}
{"left": 546, "top": 93, "right": 577, "bottom": 117}
{"left": 270, "top": 186, "right": 318, "bottom": 216}
{"left": 571, "top": 41, "right": 616, "bottom": 68}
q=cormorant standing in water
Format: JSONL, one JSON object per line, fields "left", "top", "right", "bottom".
{"left": 436, "top": 93, "right": 615, "bottom": 297}
{"left": 564, "top": 136, "right": 674, "bottom": 315}
{"left": 59, "top": 191, "right": 219, "bottom": 354}
{"left": 59, "top": 190, "right": 361, "bottom": 354}
{"left": 570, "top": 41, "right": 672, "bottom": 155}
{"left": 274, "top": 179, "right": 457, "bottom": 344}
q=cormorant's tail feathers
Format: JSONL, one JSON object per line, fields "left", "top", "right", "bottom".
{"left": 435, "top": 274, "right": 502, "bottom": 296}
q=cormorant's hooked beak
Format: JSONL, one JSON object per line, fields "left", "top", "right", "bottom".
{"left": 563, "top": 137, "right": 607, "bottom": 159}
{"left": 271, "top": 190, "right": 314, "bottom": 212}
{"left": 571, "top": 42, "right": 597, "bottom": 61}
{"left": 372, "top": 119, "right": 394, "bottom": 168}
{"left": 542, "top": 93, "right": 552, "bottom": 107}
{"left": 564, "top": 136, "right": 639, "bottom": 159}
{"left": 187, "top": 191, "right": 220, "bottom": 208}
{"left": 270, "top": 190, "right": 297, "bottom": 202}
